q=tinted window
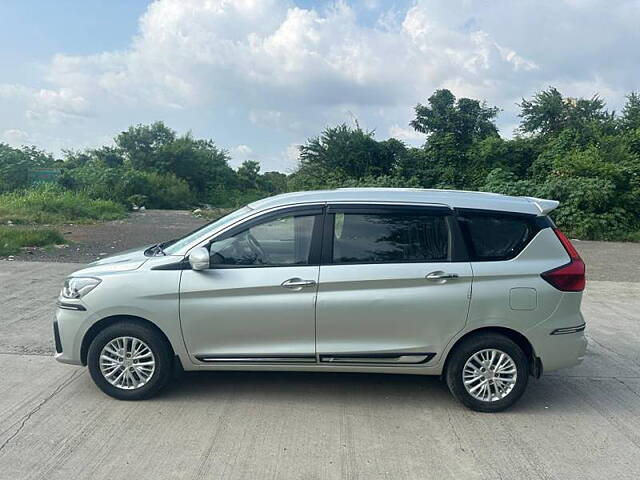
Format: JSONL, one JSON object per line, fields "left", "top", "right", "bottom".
{"left": 331, "top": 211, "right": 450, "bottom": 264}
{"left": 210, "top": 214, "right": 317, "bottom": 266}
{"left": 458, "top": 212, "right": 538, "bottom": 261}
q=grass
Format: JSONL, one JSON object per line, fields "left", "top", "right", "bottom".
{"left": 618, "top": 230, "right": 640, "bottom": 243}
{"left": 0, "top": 185, "right": 127, "bottom": 225}
{"left": 0, "top": 227, "right": 65, "bottom": 256}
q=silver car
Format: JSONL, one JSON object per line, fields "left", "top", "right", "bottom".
{"left": 54, "top": 188, "right": 587, "bottom": 412}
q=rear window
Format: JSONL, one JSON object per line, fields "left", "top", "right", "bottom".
{"left": 331, "top": 211, "right": 450, "bottom": 264}
{"left": 457, "top": 211, "right": 542, "bottom": 261}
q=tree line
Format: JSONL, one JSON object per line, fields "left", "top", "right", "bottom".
{"left": 1, "top": 86, "right": 639, "bottom": 240}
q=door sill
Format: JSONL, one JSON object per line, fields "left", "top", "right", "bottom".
{"left": 319, "top": 353, "right": 435, "bottom": 365}
{"left": 195, "top": 355, "right": 316, "bottom": 364}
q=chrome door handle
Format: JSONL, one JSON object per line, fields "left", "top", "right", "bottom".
{"left": 281, "top": 278, "right": 317, "bottom": 289}
{"left": 425, "top": 271, "right": 459, "bottom": 281}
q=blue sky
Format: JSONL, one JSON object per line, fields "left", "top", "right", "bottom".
{"left": 1, "top": 0, "right": 639, "bottom": 172}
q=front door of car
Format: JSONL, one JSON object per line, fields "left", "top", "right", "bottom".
{"left": 315, "top": 205, "right": 472, "bottom": 364}
{"left": 179, "top": 206, "right": 323, "bottom": 363}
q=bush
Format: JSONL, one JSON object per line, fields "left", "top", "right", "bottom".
{"left": 483, "top": 168, "right": 638, "bottom": 240}
{"left": 0, "top": 227, "right": 65, "bottom": 256}
{"left": 60, "top": 166, "right": 195, "bottom": 209}
{"left": 0, "top": 184, "right": 126, "bottom": 224}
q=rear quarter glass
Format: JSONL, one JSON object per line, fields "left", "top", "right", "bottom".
{"left": 455, "top": 209, "right": 553, "bottom": 262}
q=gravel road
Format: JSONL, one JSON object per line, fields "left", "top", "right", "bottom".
{"left": 3, "top": 210, "right": 207, "bottom": 263}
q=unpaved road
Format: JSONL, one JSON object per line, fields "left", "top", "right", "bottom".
{"left": 4, "top": 209, "right": 640, "bottom": 281}
{"left": 3, "top": 210, "right": 207, "bottom": 264}
{"left": 0, "top": 259, "right": 639, "bottom": 479}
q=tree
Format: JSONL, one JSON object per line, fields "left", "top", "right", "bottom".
{"left": 116, "top": 121, "right": 176, "bottom": 171}
{"left": 237, "top": 160, "right": 261, "bottom": 190}
{"left": 297, "top": 124, "right": 400, "bottom": 180}
{"left": 0, "top": 144, "right": 56, "bottom": 193}
{"left": 94, "top": 146, "right": 124, "bottom": 168}
{"left": 410, "top": 89, "right": 500, "bottom": 149}
{"left": 620, "top": 92, "right": 640, "bottom": 132}
{"left": 112, "top": 122, "right": 235, "bottom": 201}
{"left": 518, "top": 87, "right": 611, "bottom": 136}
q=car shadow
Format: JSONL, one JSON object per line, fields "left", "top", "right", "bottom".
{"left": 160, "top": 370, "right": 455, "bottom": 406}
{"left": 154, "top": 369, "right": 617, "bottom": 415}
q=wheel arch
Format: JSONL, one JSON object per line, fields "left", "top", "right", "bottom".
{"left": 442, "top": 326, "right": 541, "bottom": 378}
{"left": 80, "top": 314, "right": 175, "bottom": 366}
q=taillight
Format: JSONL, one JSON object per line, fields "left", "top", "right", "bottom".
{"left": 541, "top": 228, "right": 586, "bottom": 292}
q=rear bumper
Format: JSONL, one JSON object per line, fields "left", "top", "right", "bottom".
{"left": 533, "top": 325, "right": 587, "bottom": 372}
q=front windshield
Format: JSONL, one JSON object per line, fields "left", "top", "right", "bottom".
{"left": 163, "top": 206, "right": 252, "bottom": 255}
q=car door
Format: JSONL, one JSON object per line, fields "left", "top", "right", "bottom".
{"left": 179, "top": 205, "right": 323, "bottom": 363}
{"left": 315, "top": 204, "right": 472, "bottom": 364}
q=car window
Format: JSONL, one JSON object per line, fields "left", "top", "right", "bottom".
{"left": 210, "top": 214, "right": 316, "bottom": 267}
{"left": 458, "top": 212, "right": 536, "bottom": 261}
{"left": 163, "top": 206, "right": 251, "bottom": 255}
{"left": 331, "top": 211, "right": 450, "bottom": 264}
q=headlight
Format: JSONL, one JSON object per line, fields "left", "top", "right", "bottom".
{"left": 61, "top": 277, "right": 101, "bottom": 299}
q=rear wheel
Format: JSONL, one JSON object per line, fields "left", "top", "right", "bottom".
{"left": 87, "top": 321, "right": 172, "bottom": 400}
{"left": 445, "top": 333, "right": 529, "bottom": 412}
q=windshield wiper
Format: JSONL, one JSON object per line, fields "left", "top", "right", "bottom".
{"left": 145, "top": 239, "right": 176, "bottom": 257}
{"left": 144, "top": 243, "right": 165, "bottom": 256}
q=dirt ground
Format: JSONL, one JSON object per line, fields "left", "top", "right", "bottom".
{"left": 1, "top": 209, "right": 639, "bottom": 281}
{"left": 2, "top": 209, "right": 208, "bottom": 263}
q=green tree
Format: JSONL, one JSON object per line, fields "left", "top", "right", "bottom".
{"left": 115, "top": 121, "right": 176, "bottom": 171}
{"left": 0, "top": 144, "right": 56, "bottom": 193}
{"left": 406, "top": 89, "right": 500, "bottom": 189}
{"left": 620, "top": 92, "right": 640, "bottom": 132}
{"left": 236, "top": 160, "right": 261, "bottom": 190}
{"left": 518, "top": 87, "right": 611, "bottom": 136}
{"left": 410, "top": 89, "right": 500, "bottom": 148}
{"left": 297, "top": 124, "right": 401, "bottom": 181}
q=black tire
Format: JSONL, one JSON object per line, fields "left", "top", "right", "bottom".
{"left": 87, "top": 321, "right": 173, "bottom": 400}
{"left": 445, "top": 333, "right": 529, "bottom": 412}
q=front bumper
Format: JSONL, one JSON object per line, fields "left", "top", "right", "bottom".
{"left": 53, "top": 302, "right": 87, "bottom": 366}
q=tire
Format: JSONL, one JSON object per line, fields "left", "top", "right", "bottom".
{"left": 445, "top": 333, "right": 529, "bottom": 412}
{"left": 87, "top": 321, "right": 173, "bottom": 400}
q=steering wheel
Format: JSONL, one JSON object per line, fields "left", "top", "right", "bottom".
{"left": 246, "top": 232, "right": 270, "bottom": 264}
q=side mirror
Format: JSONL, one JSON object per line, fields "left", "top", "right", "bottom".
{"left": 188, "top": 247, "right": 210, "bottom": 271}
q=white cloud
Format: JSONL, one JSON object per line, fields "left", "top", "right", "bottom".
{"left": 1, "top": 84, "right": 89, "bottom": 124}
{"left": 389, "top": 124, "right": 424, "bottom": 144}
{"left": 2, "top": 129, "right": 30, "bottom": 145}
{"left": 229, "top": 144, "right": 253, "bottom": 167}
{"left": 1, "top": 0, "right": 638, "bottom": 168}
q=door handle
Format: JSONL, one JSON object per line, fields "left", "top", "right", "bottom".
{"left": 281, "top": 278, "right": 317, "bottom": 289}
{"left": 425, "top": 271, "right": 459, "bottom": 281}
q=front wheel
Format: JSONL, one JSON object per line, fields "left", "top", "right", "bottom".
{"left": 87, "top": 321, "right": 173, "bottom": 400}
{"left": 445, "top": 333, "right": 529, "bottom": 412}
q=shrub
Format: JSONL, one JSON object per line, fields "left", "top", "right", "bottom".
{"left": 60, "top": 166, "right": 195, "bottom": 209}
{"left": 0, "top": 184, "right": 126, "bottom": 224}
{"left": 483, "top": 168, "right": 638, "bottom": 240}
{"left": 0, "top": 227, "right": 65, "bottom": 256}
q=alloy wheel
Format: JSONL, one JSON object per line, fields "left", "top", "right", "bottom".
{"left": 99, "top": 336, "right": 156, "bottom": 390}
{"left": 462, "top": 348, "right": 517, "bottom": 402}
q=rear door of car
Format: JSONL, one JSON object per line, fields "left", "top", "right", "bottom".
{"left": 315, "top": 204, "right": 472, "bottom": 365}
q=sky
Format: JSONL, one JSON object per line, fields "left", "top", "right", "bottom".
{"left": 1, "top": 0, "right": 639, "bottom": 172}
